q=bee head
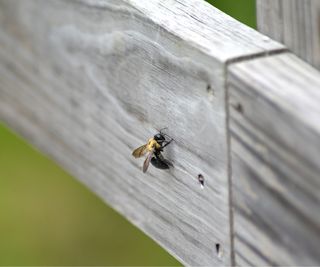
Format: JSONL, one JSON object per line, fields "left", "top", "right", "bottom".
{"left": 153, "top": 133, "right": 166, "bottom": 144}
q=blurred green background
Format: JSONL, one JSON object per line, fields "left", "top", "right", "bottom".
{"left": 0, "top": 1, "right": 255, "bottom": 266}
{"left": 208, "top": 0, "right": 256, "bottom": 28}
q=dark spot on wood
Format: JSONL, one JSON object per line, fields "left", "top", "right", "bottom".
{"left": 198, "top": 174, "right": 204, "bottom": 187}
{"left": 206, "top": 84, "right": 215, "bottom": 99}
{"left": 215, "top": 243, "right": 221, "bottom": 257}
{"left": 233, "top": 102, "right": 244, "bottom": 114}
{"left": 215, "top": 243, "right": 220, "bottom": 252}
{"left": 206, "top": 84, "right": 214, "bottom": 94}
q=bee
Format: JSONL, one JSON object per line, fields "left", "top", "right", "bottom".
{"left": 132, "top": 129, "right": 173, "bottom": 173}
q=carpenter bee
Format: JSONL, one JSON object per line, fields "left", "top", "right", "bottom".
{"left": 132, "top": 129, "right": 173, "bottom": 173}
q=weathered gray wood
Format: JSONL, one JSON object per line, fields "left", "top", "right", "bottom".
{"left": 229, "top": 53, "right": 320, "bottom": 266}
{"left": 257, "top": 0, "right": 320, "bottom": 70}
{"left": 0, "top": 0, "right": 285, "bottom": 265}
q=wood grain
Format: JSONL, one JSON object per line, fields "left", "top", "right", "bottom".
{"left": 257, "top": 0, "right": 320, "bottom": 70}
{"left": 228, "top": 53, "right": 320, "bottom": 266}
{"left": 0, "top": 0, "right": 285, "bottom": 265}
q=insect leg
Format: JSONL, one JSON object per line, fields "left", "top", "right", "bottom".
{"left": 161, "top": 138, "right": 173, "bottom": 149}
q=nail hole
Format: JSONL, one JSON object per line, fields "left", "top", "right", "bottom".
{"left": 206, "top": 84, "right": 214, "bottom": 101}
{"left": 233, "top": 103, "right": 244, "bottom": 114}
{"left": 197, "top": 174, "right": 204, "bottom": 188}
{"left": 216, "top": 243, "right": 223, "bottom": 258}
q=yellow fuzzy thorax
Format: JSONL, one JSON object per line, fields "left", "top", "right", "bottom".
{"left": 147, "top": 138, "right": 161, "bottom": 151}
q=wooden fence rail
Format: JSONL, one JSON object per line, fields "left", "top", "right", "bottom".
{"left": 256, "top": 0, "right": 320, "bottom": 70}
{"left": 0, "top": 0, "right": 319, "bottom": 266}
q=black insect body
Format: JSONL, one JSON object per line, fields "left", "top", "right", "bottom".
{"left": 132, "top": 129, "right": 173, "bottom": 173}
{"left": 151, "top": 149, "right": 173, "bottom": 170}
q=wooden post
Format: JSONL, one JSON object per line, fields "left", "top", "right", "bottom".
{"left": 256, "top": 0, "right": 320, "bottom": 70}
{"left": 229, "top": 54, "right": 320, "bottom": 266}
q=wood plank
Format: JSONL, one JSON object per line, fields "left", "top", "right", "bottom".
{"left": 0, "top": 0, "right": 285, "bottom": 265}
{"left": 228, "top": 53, "right": 320, "bottom": 266}
{"left": 257, "top": 0, "right": 320, "bottom": 70}
{"left": 125, "top": 0, "right": 285, "bottom": 62}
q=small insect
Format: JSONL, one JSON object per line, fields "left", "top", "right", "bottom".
{"left": 132, "top": 129, "right": 173, "bottom": 173}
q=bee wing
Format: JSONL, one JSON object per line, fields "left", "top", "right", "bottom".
{"left": 151, "top": 152, "right": 173, "bottom": 169}
{"left": 143, "top": 149, "right": 154, "bottom": 173}
{"left": 132, "top": 144, "right": 148, "bottom": 158}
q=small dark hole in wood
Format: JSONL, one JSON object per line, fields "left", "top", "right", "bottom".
{"left": 234, "top": 103, "right": 244, "bottom": 114}
{"left": 216, "top": 243, "right": 222, "bottom": 258}
{"left": 206, "top": 84, "right": 214, "bottom": 100}
{"left": 198, "top": 174, "right": 204, "bottom": 187}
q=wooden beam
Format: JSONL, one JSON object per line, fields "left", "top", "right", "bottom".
{"left": 228, "top": 53, "right": 320, "bottom": 266}
{"left": 256, "top": 0, "right": 320, "bottom": 70}
{"left": 0, "top": 0, "right": 284, "bottom": 265}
